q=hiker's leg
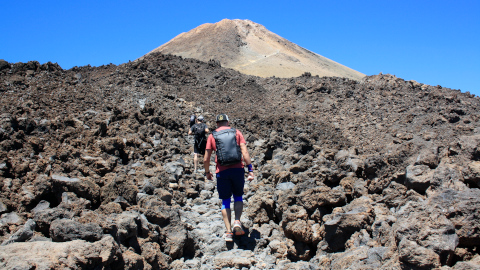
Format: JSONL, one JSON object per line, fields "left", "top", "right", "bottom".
{"left": 231, "top": 169, "right": 245, "bottom": 221}
{"left": 233, "top": 199, "right": 243, "bottom": 221}
{"left": 221, "top": 199, "right": 232, "bottom": 233}
{"left": 193, "top": 153, "right": 198, "bottom": 172}
{"left": 217, "top": 172, "right": 233, "bottom": 232}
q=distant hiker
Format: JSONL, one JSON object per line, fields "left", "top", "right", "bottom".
{"left": 203, "top": 113, "right": 255, "bottom": 242}
{"left": 188, "top": 115, "right": 209, "bottom": 173}
{"left": 189, "top": 114, "right": 196, "bottom": 128}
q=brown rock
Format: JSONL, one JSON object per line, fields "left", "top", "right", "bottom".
{"left": 0, "top": 236, "right": 120, "bottom": 269}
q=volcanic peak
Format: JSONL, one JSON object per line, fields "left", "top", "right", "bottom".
{"left": 147, "top": 19, "right": 365, "bottom": 80}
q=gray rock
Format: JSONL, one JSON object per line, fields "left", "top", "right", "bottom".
{"left": 51, "top": 174, "right": 80, "bottom": 182}
{"left": 32, "top": 200, "right": 50, "bottom": 214}
{"left": 428, "top": 188, "right": 480, "bottom": 247}
{"left": 276, "top": 182, "right": 295, "bottom": 191}
{"left": 0, "top": 200, "right": 7, "bottom": 214}
{"left": 141, "top": 180, "right": 155, "bottom": 195}
{"left": 1, "top": 219, "right": 36, "bottom": 245}
{"left": 214, "top": 250, "right": 255, "bottom": 269}
{"left": 430, "top": 164, "right": 463, "bottom": 191}
{"left": 165, "top": 161, "right": 184, "bottom": 178}
{"left": 50, "top": 219, "right": 103, "bottom": 242}
{"left": 0, "top": 212, "right": 22, "bottom": 226}
{"left": 113, "top": 211, "right": 141, "bottom": 243}
{"left": 138, "top": 195, "right": 187, "bottom": 259}
{"left": 33, "top": 206, "right": 75, "bottom": 235}
{"left": 405, "top": 164, "right": 433, "bottom": 193}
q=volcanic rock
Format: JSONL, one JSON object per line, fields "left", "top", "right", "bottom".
{"left": 1, "top": 47, "right": 480, "bottom": 269}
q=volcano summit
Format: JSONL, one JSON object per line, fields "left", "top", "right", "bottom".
{"left": 147, "top": 19, "right": 365, "bottom": 80}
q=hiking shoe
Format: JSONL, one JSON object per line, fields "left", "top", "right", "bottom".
{"left": 224, "top": 232, "right": 233, "bottom": 242}
{"left": 232, "top": 220, "right": 245, "bottom": 236}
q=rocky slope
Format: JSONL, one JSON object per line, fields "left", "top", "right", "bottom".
{"left": 0, "top": 54, "right": 479, "bottom": 269}
{"left": 147, "top": 19, "right": 365, "bottom": 80}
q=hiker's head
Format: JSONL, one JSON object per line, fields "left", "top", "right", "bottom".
{"left": 216, "top": 114, "right": 229, "bottom": 127}
{"left": 197, "top": 115, "right": 204, "bottom": 122}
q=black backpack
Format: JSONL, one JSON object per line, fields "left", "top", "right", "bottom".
{"left": 212, "top": 128, "right": 242, "bottom": 166}
{"left": 193, "top": 123, "right": 207, "bottom": 145}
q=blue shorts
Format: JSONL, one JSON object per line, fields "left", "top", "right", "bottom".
{"left": 216, "top": 168, "right": 245, "bottom": 200}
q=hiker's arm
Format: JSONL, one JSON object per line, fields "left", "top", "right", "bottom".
{"left": 204, "top": 149, "right": 213, "bottom": 180}
{"left": 205, "top": 127, "right": 210, "bottom": 133}
{"left": 240, "top": 143, "right": 254, "bottom": 180}
{"left": 188, "top": 128, "right": 192, "bottom": 135}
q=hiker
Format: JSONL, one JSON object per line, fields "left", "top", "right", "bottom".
{"left": 189, "top": 114, "right": 196, "bottom": 128}
{"left": 203, "top": 113, "right": 255, "bottom": 242}
{"left": 188, "top": 115, "right": 209, "bottom": 173}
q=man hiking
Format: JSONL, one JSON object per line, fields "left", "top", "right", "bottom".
{"left": 189, "top": 114, "right": 196, "bottom": 128}
{"left": 188, "top": 115, "right": 209, "bottom": 173}
{"left": 204, "top": 113, "right": 255, "bottom": 242}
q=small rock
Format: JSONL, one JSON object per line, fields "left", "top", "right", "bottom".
{"left": 214, "top": 250, "right": 255, "bottom": 269}
{"left": 1, "top": 219, "right": 36, "bottom": 245}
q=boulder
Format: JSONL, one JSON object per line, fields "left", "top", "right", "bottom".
{"left": 415, "top": 145, "right": 440, "bottom": 168}
{"left": 244, "top": 190, "right": 275, "bottom": 224}
{"left": 394, "top": 201, "right": 459, "bottom": 266}
{"left": 164, "top": 161, "right": 184, "bottom": 180}
{"left": 100, "top": 176, "right": 138, "bottom": 205}
{"left": 398, "top": 238, "right": 441, "bottom": 269}
{"left": 427, "top": 188, "right": 480, "bottom": 247}
{"left": 50, "top": 218, "right": 103, "bottom": 242}
{"left": 463, "top": 161, "right": 480, "bottom": 188}
{"left": 214, "top": 249, "right": 256, "bottom": 269}
{"left": 0, "top": 235, "right": 120, "bottom": 269}
{"left": 323, "top": 197, "right": 374, "bottom": 252}
{"left": 0, "top": 212, "right": 23, "bottom": 227}
{"left": 281, "top": 205, "right": 321, "bottom": 245}
{"left": 1, "top": 219, "right": 35, "bottom": 245}
{"left": 299, "top": 185, "right": 346, "bottom": 212}
{"left": 141, "top": 242, "right": 172, "bottom": 270}
{"left": 51, "top": 174, "right": 100, "bottom": 206}
{"left": 33, "top": 206, "right": 75, "bottom": 235}
{"left": 137, "top": 196, "right": 186, "bottom": 259}
{"left": 405, "top": 164, "right": 434, "bottom": 193}
{"left": 120, "top": 250, "right": 145, "bottom": 269}
{"left": 112, "top": 211, "right": 142, "bottom": 243}
{"left": 322, "top": 246, "right": 394, "bottom": 270}
{"left": 451, "top": 255, "right": 480, "bottom": 270}
{"left": 268, "top": 239, "right": 289, "bottom": 259}
{"left": 0, "top": 200, "right": 7, "bottom": 214}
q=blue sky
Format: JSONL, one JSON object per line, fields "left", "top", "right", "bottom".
{"left": 2, "top": 0, "right": 479, "bottom": 96}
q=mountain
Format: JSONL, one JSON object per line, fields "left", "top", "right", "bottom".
{"left": 0, "top": 52, "right": 480, "bottom": 269}
{"left": 146, "top": 19, "right": 365, "bottom": 80}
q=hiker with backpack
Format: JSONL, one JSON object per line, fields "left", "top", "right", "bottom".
{"left": 189, "top": 114, "right": 196, "bottom": 128}
{"left": 203, "top": 114, "right": 255, "bottom": 242}
{"left": 188, "top": 115, "right": 209, "bottom": 173}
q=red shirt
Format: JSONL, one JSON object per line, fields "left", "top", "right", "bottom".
{"left": 206, "top": 126, "right": 246, "bottom": 173}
